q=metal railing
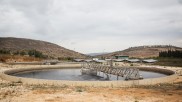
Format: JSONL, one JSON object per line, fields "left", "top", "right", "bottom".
{"left": 81, "top": 62, "right": 143, "bottom": 80}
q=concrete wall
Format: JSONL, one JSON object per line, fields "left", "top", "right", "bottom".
{"left": 0, "top": 65, "right": 178, "bottom": 87}
{"left": 136, "top": 67, "right": 175, "bottom": 75}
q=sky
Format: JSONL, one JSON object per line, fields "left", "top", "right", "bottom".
{"left": 0, "top": 0, "right": 182, "bottom": 54}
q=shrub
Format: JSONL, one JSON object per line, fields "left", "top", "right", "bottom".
{"left": 130, "top": 64, "right": 133, "bottom": 66}
{"left": 0, "top": 49, "right": 10, "bottom": 54}
{"left": 28, "top": 50, "right": 46, "bottom": 58}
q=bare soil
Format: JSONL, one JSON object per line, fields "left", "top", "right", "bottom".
{"left": 1, "top": 83, "right": 182, "bottom": 102}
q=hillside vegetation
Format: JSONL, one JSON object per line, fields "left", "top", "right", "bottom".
{"left": 0, "top": 37, "right": 86, "bottom": 59}
{"left": 97, "top": 45, "right": 182, "bottom": 58}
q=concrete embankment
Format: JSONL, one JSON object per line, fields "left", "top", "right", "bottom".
{"left": 136, "top": 67, "right": 175, "bottom": 75}
{"left": 0, "top": 64, "right": 178, "bottom": 87}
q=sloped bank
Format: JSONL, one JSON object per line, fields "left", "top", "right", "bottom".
{"left": 0, "top": 64, "right": 178, "bottom": 87}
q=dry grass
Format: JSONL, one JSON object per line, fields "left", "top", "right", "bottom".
{"left": 0, "top": 54, "right": 42, "bottom": 62}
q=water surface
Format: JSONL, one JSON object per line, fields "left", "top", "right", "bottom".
{"left": 13, "top": 69, "right": 167, "bottom": 81}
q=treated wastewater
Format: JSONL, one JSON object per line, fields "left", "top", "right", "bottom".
{"left": 12, "top": 68, "right": 167, "bottom": 81}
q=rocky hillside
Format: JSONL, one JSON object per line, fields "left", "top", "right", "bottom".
{"left": 97, "top": 45, "right": 182, "bottom": 58}
{"left": 0, "top": 37, "right": 86, "bottom": 58}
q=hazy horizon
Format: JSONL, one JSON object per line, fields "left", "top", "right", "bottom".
{"left": 0, "top": 0, "right": 182, "bottom": 54}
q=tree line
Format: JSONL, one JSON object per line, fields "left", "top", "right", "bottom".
{"left": 0, "top": 49, "right": 47, "bottom": 58}
{"left": 159, "top": 50, "right": 182, "bottom": 58}
{"left": 0, "top": 49, "right": 10, "bottom": 54}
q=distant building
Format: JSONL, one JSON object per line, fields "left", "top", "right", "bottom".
{"left": 43, "top": 59, "right": 59, "bottom": 65}
{"left": 127, "top": 59, "right": 140, "bottom": 63}
{"left": 93, "top": 58, "right": 99, "bottom": 61}
{"left": 113, "top": 59, "right": 124, "bottom": 62}
{"left": 142, "top": 59, "right": 157, "bottom": 63}
{"left": 105, "top": 59, "right": 111, "bottom": 61}
{"left": 115, "top": 55, "right": 129, "bottom": 60}
{"left": 73, "top": 59, "right": 84, "bottom": 62}
{"left": 84, "top": 59, "right": 93, "bottom": 62}
{"left": 94, "top": 60, "right": 107, "bottom": 64}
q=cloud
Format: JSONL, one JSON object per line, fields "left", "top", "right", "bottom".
{"left": 178, "top": 0, "right": 182, "bottom": 4}
{"left": 0, "top": 0, "right": 182, "bottom": 53}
